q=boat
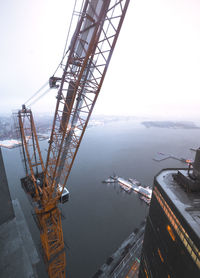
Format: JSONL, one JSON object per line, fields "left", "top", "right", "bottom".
{"left": 140, "top": 195, "right": 151, "bottom": 205}
{"left": 110, "top": 174, "right": 118, "bottom": 181}
{"left": 103, "top": 174, "right": 152, "bottom": 199}
{"left": 102, "top": 177, "right": 116, "bottom": 183}
{"left": 120, "top": 184, "right": 132, "bottom": 193}
{"left": 128, "top": 178, "right": 141, "bottom": 186}
{"left": 118, "top": 176, "right": 152, "bottom": 199}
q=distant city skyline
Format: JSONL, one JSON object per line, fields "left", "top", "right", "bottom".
{"left": 1, "top": 0, "right": 200, "bottom": 120}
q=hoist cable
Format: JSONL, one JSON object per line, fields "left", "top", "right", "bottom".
{"left": 24, "top": 81, "right": 48, "bottom": 105}
{"left": 27, "top": 88, "right": 51, "bottom": 107}
{"left": 52, "top": 0, "right": 79, "bottom": 77}
{"left": 62, "top": 0, "right": 78, "bottom": 59}
{"left": 24, "top": 0, "right": 84, "bottom": 107}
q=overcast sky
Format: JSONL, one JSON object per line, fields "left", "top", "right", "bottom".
{"left": 1, "top": 0, "right": 200, "bottom": 120}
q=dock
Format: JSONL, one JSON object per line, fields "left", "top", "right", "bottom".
{"left": 92, "top": 222, "right": 145, "bottom": 278}
{"left": 118, "top": 177, "right": 152, "bottom": 199}
{"left": 153, "top": 152, "right": 171, "bottom": 161}
{"left": 153, "top": 152, "right": 192, "bottom": 164}
{"left": 102, "top": 175, "right": 152, "bottom": 201}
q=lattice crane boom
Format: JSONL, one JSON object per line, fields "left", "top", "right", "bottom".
{"left": 44, "top": 0, "right": 130, "bottom": 209}
{"left": 15, "top": 1, "right": 130, "bottom": 277}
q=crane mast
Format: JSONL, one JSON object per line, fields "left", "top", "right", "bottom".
{"left": 16, "top": 0, "right": 130, "bottom": 277}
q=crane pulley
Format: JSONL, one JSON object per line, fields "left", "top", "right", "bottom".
{"left": 15, "top": 0, "right": 130, "bottom": 277}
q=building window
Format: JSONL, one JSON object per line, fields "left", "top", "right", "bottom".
{"left": 157, "top": 248, "right": 164, "bottom": 263}
{"left": 166, "top": 225, "right": 175, "bottom": 241}
{"left": 153, "top": 186, "right": 200, "bottom": 269}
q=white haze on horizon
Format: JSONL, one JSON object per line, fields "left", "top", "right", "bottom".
{"left": 1, "top": 0, "right": 200, "bottom": 121}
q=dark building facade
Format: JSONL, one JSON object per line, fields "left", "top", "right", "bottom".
{"left": 139, "top": 166, "right": 200, "bottom": 278}
{"left": 0, "top": 147, "right": 14, "bottom": 225}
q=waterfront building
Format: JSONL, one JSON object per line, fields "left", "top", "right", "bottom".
{"left": 139, "top": 150, "right": 200, "bottom": 278}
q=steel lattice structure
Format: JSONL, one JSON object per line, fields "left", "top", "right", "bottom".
{"left": 18, "top": 108, "right": 45, "bottom": 200}
{"left": 44, "top": 0, "right": 130, "bottom": 208}
{"left": 16, "top": 0, "right": 130, "bottom": 277}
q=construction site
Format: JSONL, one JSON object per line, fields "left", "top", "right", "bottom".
{"left": 1, "top": 0, "right": 200, "bottom": 278}
{"left": 1, "top": 1, "right": 134, "bottom": 277}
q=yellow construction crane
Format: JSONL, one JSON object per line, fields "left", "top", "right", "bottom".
{"left": 15, "top": 0, "right": 130, "bottom": 277}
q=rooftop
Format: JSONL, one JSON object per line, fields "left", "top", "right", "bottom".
{"left": 155, "top": 168, "right": 200, "bottom": 244}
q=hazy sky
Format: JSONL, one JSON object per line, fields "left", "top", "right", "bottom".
{"left": 1, "top": 0, "right": 200, "bottom": 120}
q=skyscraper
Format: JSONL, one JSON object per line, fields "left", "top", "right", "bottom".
{"left": 139, "top": 150, "right": 200, "bottom": 278}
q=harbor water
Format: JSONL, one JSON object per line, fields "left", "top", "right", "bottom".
{"left": 2, "top": 118, "right": 200, "bottom": 277}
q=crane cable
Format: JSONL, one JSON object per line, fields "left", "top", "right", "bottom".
{"left": 24, "top": 81, "right": 49, "bottom": 106}
{"left": 23, "top": 0, "right": 82, "bottom": 107}
{"left": 27, "top": 87, "right": 51, "bottom": 107}
{"left": 62, "top": 0, "right": 78, "bottom": 59}
{"left": 52, "top": 0, "right": 79, "bottom": 77}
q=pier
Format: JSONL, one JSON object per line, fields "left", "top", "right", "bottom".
{"left": 93, "top": 222, "right": 145, "bottom": 278}
{"left": 153, "top": 152, "right": 192, "bottom": 163}
{"left": 102, "top": 175, "right": 152, "bottom": 204}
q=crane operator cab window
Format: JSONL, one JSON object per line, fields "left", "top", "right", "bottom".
{"left": 58, "top": 184, "right": 69, "bottom": 203}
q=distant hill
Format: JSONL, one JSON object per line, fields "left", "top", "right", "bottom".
{"left": 141, "top": 121, "right": 200, "bottom": 129}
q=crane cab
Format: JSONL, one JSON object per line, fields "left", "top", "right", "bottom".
{"left": 58, "top": 184, "right": 69, "bottom": 203}
{"left": 49, "top": 76, "right": 61, "bottom": 88}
